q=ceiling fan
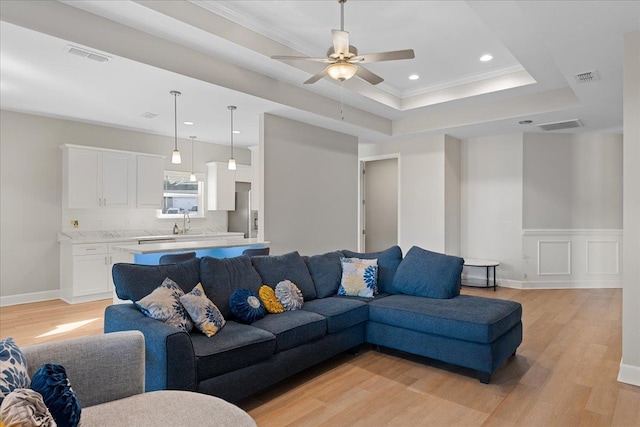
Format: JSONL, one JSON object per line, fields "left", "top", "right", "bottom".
{"left": 271, "top": 0, "right": 415, "bottom": 85}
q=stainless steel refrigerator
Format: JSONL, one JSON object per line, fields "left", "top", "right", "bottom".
{"left": 228, "top": 190, "right": 258, "bottom": 238}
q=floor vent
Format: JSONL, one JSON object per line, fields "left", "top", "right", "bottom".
{"left": 66, "top": 45, "right": 110, "bottom": 63}
{"left": 537, "top": 119, "right": 583, "bottom": 131}
{"left": 573, "top": 70, "right": 600, "bottom": 83}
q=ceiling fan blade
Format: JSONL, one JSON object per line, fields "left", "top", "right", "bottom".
{"left": 355, "top": 66, "right": 384, "bottom": 85}
{"left": 351, "top": 49, "right": 415, "bottom": 63}
{"left": 331, "top": 29, "right": 350, "bottom": 57}
{"left": 271, "top": 55, "right": 331, "bottom": 63}
{"left": 304, "top": 68, "right": 328, "bottom": 85}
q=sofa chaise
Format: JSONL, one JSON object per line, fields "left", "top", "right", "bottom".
{"left": 19, "top": 331, "right": 256, "bottom": 426}
{"left": 105, "top": 246, "right": 522, "bottom": 403}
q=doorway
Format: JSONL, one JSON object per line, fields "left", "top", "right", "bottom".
{"left": 361, "top": 157, "right": 399, "bottom": 252}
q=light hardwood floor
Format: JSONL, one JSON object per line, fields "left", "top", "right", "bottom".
{"left": 1, "top": 288, "right": 638, "bottom": 426}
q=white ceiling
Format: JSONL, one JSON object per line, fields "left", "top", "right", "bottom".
{"left": 1, "top": 0, "right": 639, "bottom": 146}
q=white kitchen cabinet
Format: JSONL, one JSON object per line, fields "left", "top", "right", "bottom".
{"left": 206, "top": 161, "right": 235, "bottom": 210}
{"left": 137, "top": 154, "right": 164, "bottom": 208}
{"left": 60, "top": 242, "right": 116, "bottom": 303}
{"left": 62, "top": 145, "right": 135, "bottom": 209}
{"left": 235, "top": 164, "right": 252, "bottom": 183}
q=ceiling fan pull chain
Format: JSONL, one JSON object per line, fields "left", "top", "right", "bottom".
{"left": 341, "top": 81, "right": 345, "bottom": 121}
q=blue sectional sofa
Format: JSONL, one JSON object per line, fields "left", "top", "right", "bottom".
{"left": 105, "top": 246, "right": 522, "bottom": 402}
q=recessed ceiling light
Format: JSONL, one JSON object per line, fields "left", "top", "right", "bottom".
{"left": 409, "top": 74, "right": 420, "bottom": 80}
{"left": 480, "top": 54, "right": 493, "bottom": 62}
{"left": 184, "top": 121, "right": 194, "bottom": 125}
{"left": 232, "top": 130, "right": 241, "bottom": 134}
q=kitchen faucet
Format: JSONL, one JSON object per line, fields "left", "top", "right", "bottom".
{"left": 182, "top": 209, "right": 191, "bottom": 234}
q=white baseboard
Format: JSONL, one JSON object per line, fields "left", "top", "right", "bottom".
{"left": 0, "top": 290, "right": 60, "bottom": 307}
{"left": 618, "top": 362, "right": 640, "bottom": 387}
{"left": 521, "top": 281, "right": 622, "bottom": 290}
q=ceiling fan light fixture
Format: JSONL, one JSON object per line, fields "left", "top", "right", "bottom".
{"left": 327, "top": 62, "right": 357, "bottom": 81}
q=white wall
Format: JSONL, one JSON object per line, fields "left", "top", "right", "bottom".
{"left": 359, "top": 135, "right": 448, "bottom": 254}
{"left": 460, "top": 133, "right": 524, "bottom": 285}
{"left": 444, "top": 135, "right": 461, "bottom": 256}
{"left": 0, "top": 109, "right": 250, "bottom": 301}
{"left": 523, "top": 133, "right": 623, "bottom": 229}
{"left": 619, "top": 31, "right": 640, "bottom": 387}
{"left": 261, "top": 114, "right": 358, "bottom": 256}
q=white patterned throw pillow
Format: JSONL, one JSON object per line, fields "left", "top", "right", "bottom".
{"left": 136, "top": 277, "right": 194, "bottom": 333}
{"left": 338, "top": 257, "right": 378, "bottom": 298}
{"left": 0, "top": 337, "right": 30, "bottom": 404}
{"left": 180, "top": 283, "right": 226, "bottom": 337}
{"left": 275, "top": 280, "right": 304, "bottom": 311}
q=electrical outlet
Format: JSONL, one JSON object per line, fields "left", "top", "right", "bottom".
{"left": 71, "top": 220, "right": 79, "bottom": 228}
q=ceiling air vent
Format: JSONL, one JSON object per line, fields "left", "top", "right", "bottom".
{"left": 573, "top": 70, "right": 600, "bottom": 83}
{"left": 537, "top": 119, "right": 583, "bottom": 131}
{"left": 66, "top": 45, "right": 110, "bottom": 63}
{"left": 140, "top": 112, "right": 158, "bottom": 119}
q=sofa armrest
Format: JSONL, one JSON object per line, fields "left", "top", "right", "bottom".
{"left": 21, "top": 331, "right": 144, "bottom": 408}
{"left": 104, "top": 304, "right": 197, "bottom": 392}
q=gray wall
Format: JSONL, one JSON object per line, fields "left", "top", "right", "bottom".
{"left": 0, "top": 109, "right": 250, "bottom": 302}
{"left": 523, "top": 133, "right": 623, "bottom": 229}
{"left": 261, "top": 114, "right": 358, "bottom": 256}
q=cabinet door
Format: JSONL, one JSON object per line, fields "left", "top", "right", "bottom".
{"left": 207, "top": 162, "right": 236, "bottom": 210}
{"left": 235, "top": 165, "right": 252, "bottom": 183}
{"left": 102, "top": 152, "right": 134, "bottom": 208}
{"left": 137, "top": 155, "right": 164, "bottom": 208}
{"left": 66, "top": 148, "right": 102, "bottom": 208}
{"left": 73, "top": 254, "right": 109, "bottom": 296}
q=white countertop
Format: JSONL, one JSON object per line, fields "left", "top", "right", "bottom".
{"left": 113, "top": 238, "right": 269, "bottom": 254}
{"left": 58, "top": 229, "right": 245, "bottom": 244}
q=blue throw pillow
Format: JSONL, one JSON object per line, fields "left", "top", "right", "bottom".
{"left": 0, "top": 337, "right": 30, "bottom": 405}
{"left": 342, "top": 246, "right": 403, "bottom": 294}
{"left": 392, "top": 246, "right": 464, "bottom": 299}
{"left": 30, "top": 364, "right": 81, "bottom": 427}
{"left": 251, "top": 251, "right": 317, "bottom": 300}
{"left": 229, "top": 289, "right": 266, "bottom": 324}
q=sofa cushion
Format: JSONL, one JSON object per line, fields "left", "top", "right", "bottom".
{"left": 112, "top": 257, "right": 200, "bottom": 302}
{"left": 392, "top": 247, "right": 463, "bottom": 299}
{"left": 335, "top": 293, "right": 392, "bottom": 303}
{"left": 251, "top": 252, "right": 317, "bottom": 300}
{"left": 342, "top": 246, "right": 403, "bottom": 294}
{"left": 302, "top": 297, "right": 368, "bottom": 333}
{"left": 303, "top": 251, "right": 344, "bottom": 298}
{"left": 190, "top": 321, "right": 275, "bottom": 380}
{"left": 368, "top": 294, "right": 522, "bottom": 344}
{"left": 199, "top": 256, "right": 263, "bottom": 319}
{"left": 251, "top": 311, "right": 326, "bottom": 353}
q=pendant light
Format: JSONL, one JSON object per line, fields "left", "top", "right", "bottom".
{"left": 189, "top": 136, "right": 196, "bottom": 182}
{"left": 227, "top": 105, "right": 237, "bottom": 171}
{"left": 170, "top": 90, "right": 182, "bottom": 164}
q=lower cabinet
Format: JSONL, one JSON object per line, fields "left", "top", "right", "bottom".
{"left": 60, "top": 243, "right": 117, "bottom": 303}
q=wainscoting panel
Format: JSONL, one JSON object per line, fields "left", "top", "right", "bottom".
{"left": 523, "top": 230, "right": 622, "bottom": 289}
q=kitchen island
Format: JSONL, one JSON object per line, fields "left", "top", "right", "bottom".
{"left": 112, "top": 238, "right": 270, "bottom": 265}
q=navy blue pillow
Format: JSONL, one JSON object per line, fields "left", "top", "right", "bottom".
{"left": 30, "top": 364, "right": 81, "bottom": 427}
{"left": 342, "top": 246, "right": 403, "bottom": 294}
{"left": 251, "top": 252, "right": 317, "bottom": 300}
{"left": 229, "top": 289, "right": 266, "bottom": 324}
{"left": 303, "top": 251, "right": 344, "bottom": 298}
{"left": 199, "top": 256, "right": 263, "bottom": 319}
{"left": 112, "top": 257, "right": 200, "bottom": 302}
{"left": 392, "top": 246, "right": 464, "bottom": 299}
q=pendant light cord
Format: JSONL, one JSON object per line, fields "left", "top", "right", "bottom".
{"left": 174, "top": 93, "right": 178, "bottom": 150}
{"left": 230, "top": 108, "right": 234, "bottom": 158}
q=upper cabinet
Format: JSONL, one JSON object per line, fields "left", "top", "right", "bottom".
{"left": 62, "top": 146, "right": 134, "bottom": 209}
{"left": 61, "top": 145, "right": 163, "bottom": 210}
{"left": 206, "top": 161, "right": 236, "bottom": 210}
{"left": 136, "top": 155, "right": 164, "bottom": 209}
{"left": 235, "top": 164, "right": 252, "bottom": 183}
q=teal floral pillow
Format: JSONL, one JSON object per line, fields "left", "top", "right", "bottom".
{"left": 136, "top": 277, "right": 194, "bottom": 333}
{"left": 338, "top": 257, "right": 378, "bottom": 298}
{"left": 0, "top": 337, "right": 30, "bottom": 404}
{"left": 180, "top": 283, "right": 226, "bottom": 337}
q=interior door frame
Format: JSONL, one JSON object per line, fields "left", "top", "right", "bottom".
{"left": 358, "top": 154, "right": 401, "bottom": 252}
